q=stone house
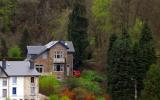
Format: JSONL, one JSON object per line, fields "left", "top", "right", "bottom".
{"left": 27, "top": 41, "right": 75, "bottom": 80}
{"left": 0, "top": 60, "right": 40, "bottom": 100}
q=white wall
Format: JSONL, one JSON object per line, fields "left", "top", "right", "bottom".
{"left": 0, "top": 78, "right": 8, "bottom": 100}
{"left": 8, "top": 77, "right": 24, "bottom": 99}
{"left": 0, "top": 76, "right": 39, "bottom": 100}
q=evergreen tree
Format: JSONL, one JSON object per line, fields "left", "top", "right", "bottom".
{"left": 107, "top": 33, "right": 117, "bottom": 66}
{"left": 133, "top": 22, "right": 157, "bottom": 98}
{"left": 19, "top": 28, "right": 30, "bottom": 57}
{"left": 141, "top": 64, "right": 160, "bottom": 100}
{"left": 68, "top": 0, "right": 88, "bottom": 67}
{"left": 0, "top": 37, "right": 8, "bottom": 57}
{"left": 107, "top": 28, "right": 134, "bottom": 100}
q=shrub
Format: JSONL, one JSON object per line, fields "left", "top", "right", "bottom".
{"left": 39, "top": 75, "right": 60, "bottom": 96}
{"left": 50, "top": 95, "right": 58, "bottom": 100}
{"left": 8, "top": 46, "right": 21, "bottom": 57}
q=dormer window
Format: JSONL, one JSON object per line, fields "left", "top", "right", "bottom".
{"left": 54, "top": 51, "right": 64, "bottom": 58}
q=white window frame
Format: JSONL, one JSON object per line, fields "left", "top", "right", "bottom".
{"left": 54, "top": 50, "right": 64, "bottom": 59}
{"left": 35, "top": 64, "right": 44, "bottom": 73}
{"left": 2, "top": 78, "right": 7, "bottom": 86}
{"left": 2, "top": 89, "right": 7, "bottom": 97}
{"left": 12, "top": 77, "right": 17, "bottom": 85}
{"left": 53, "top": 64, "right": 64, "bottom": 72}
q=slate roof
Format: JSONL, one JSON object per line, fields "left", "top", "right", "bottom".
{"left": 27, "top": 41, "right": 75, "bottom": 55}
{"left": 0, "top": 61, "right": 40, "bottom": 76}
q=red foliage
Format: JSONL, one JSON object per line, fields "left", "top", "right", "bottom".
{"left": 85, "top": 95, "right": 95, "bottom": 100}
{"left": 60, "top": 88, "right": 75, "bottom": 99}
{"left": 106, "top": 94, "right": 111, "bottom": 100}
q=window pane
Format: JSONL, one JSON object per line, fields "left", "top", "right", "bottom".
{"left": 31, "top": 77, "right": 34, "bottom": 83}
{"left": 31, "top": 87, "right": 35, "bottom": 95}
{"left": 2, "top": 89, "right": 7, "bottom": 97}
{"left": 12, "top": 87, "right": 16, "bottom": 95}
{"left": 12, "top": 77, "right": 17, "bottom": 84}
{"left": 3, "top": 78, "right": 7, "bottom": 86}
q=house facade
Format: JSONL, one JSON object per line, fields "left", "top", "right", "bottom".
{"left": 27, "top": 41, "right": 75, "bottom": 80}
{"left": 0, "top": 60, "right": 40, "bottom": 100}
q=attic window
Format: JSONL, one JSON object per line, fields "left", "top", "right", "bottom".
{"left": 54, "top": 51, "right": 64, "bottom": 58}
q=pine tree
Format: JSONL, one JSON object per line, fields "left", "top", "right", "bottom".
{"left": 133, "top": 22, "right": 157, "bottom": 98}
{"left": 19, "top": 28, "right": 30, "bottom": 57}
{"left": 141, "top": 64, "right": 160, "bottom": 100}
{"left": 68, "top": 0, "right": 88, "bottom": 67}
{"left": 107, "top": 33, "right": 117, "bottom": 66}
{"left": 0, "top": 37, "right": 8, "bottom": 57}
{"left": 107, "top": 28, "right": 134, "bottom": 100}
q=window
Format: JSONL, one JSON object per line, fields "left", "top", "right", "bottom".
{"left": 54, "top": 64, "right": 64, "bottom": 71}
{"left": 42, "top": 52, "right": 48, "bottom": 59}
{"left": 31, "top": 87, "right": 35, "bottom": 96}
{"left": 12, "top": 87, "right": 16, "bottom": 95}
{"left": 2, "top": 78, "right": 7, "bottom": 86}
{"left": 54, "top": 51, "right": 64, "bottom": 58}
{"left": 35, "top": 64, "right": 43, "bottom": 73}
{"left": 12, "top": 77, "right": 17, "bottom": 84}
{"left": 31, "top": 77, "right": 34, "bottom": 83}
{"left": 2, "top": 89, "right": 7, "bottom": 97}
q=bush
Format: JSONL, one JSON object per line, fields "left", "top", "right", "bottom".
{"left": 50, "top": 95, "right": 58, "bottom": 100}
{"left": 65, "top": 77, "right": 80, "bottom": 89}
{"left": 8, "top": 46, "right": 21, "bottom": 57}
{"left": 81, "top": 70, "right": 104, "bottom": 82}
{"left": 39, "top": 75, "right": 60, "bottom": 96}
{"left": 60, "top": 96, "right": 70, "bottom": 100}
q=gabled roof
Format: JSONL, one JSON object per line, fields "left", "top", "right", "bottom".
{"left": 27, "top": 41, "right": 75, "bottom": 55}
{"left": 27, "top": 46, "right": 46, "bottom": 54}
{"left": 0, "top": 66, "right": 8, "bottom": 78}
{"left": 0, "top": 61, "right": 40, "bottom": 76}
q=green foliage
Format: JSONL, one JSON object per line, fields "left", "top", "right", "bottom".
{"left": 68, "top": 0, "right": 89, "bottom": 67}
{"left": 141, "top": 64, "right": 160, "bottom": 100}
{"left": 65, "top": 70, "right": 104, "bottom": 95}
{"left": 133, "top": 22, "right": 157, "bottom": 98}
{"left": 107, "top": 33, "right": 118, "bottom": 66}
{"left": 107, "top": 28, "right": 135, "bottom": 100}
{"left": 0, "top": 37, "right": 8, "bottom": 57}
{"left": 8, "top": 46, "right": 21, "bottom": 57}
{"left": 39, "top": 75, "right": 60, "bottom": 96}
{"left": 92, "top": 0, "right": 112, "bottom": 32}
{"left": 96, "top": 96, "right": 106, "bottom": 100}
{"left": 81, "top": 70, "right": 103, "bottom": 82}
{"left": 19, "top": 27, "right": 30, "bottom": 57}
{"left": 0, "top": 0, "right": 17, "bottom": 32}
{"left": 65, "top": 77, "right": 80, "bottom": 90}
{"left": 50, "top": 95, "right": 59, "bottom": 100}
{"left": 60, "top": 96, "right": 70, "bottom": 100}
{"left": 130, "top": 18, "right": 143, "bottom": 42}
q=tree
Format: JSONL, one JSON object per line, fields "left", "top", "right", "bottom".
{"left": 107, "top": 33, "right": 118, "bottom": 66}
{"left": 0, "top": 37, "right": 8, "bottom": 57}
{"left": 141, "top": 64, "right": 160, "bottom": 100}
{"left": 133, "top": 22, "right": 157, "bottom": 98}
{"left": 68, "top": 0, "right": 88, "bottom": 67}
{"left": 8, "top": 46, "right": 21, "bottom": 57}
{"left": 0, "top": 0, "right": 17, "bottom": 32}
{"left": 107, "top": 28, "right": 134, "bottom": 100}
{"left": 19, "top": 28, "right": 30, "bottom": 57}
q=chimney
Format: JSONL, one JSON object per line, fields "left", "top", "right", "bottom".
{"left": 2, "top": 59, "right": 6, "bottom": 69}
{"left": 29, "top": 59, "right": 34, "bottom": 69}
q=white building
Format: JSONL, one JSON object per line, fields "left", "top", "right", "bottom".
{"left": 0, "top": 60, "right": 40, "bottom": 100}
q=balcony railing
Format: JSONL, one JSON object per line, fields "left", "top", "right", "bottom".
{"left": 53, "top": 58, "right": 65, "bottom": 63}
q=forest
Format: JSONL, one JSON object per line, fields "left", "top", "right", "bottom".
{"left": 0, "top": 0, "right": 160, "bottom": 100}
